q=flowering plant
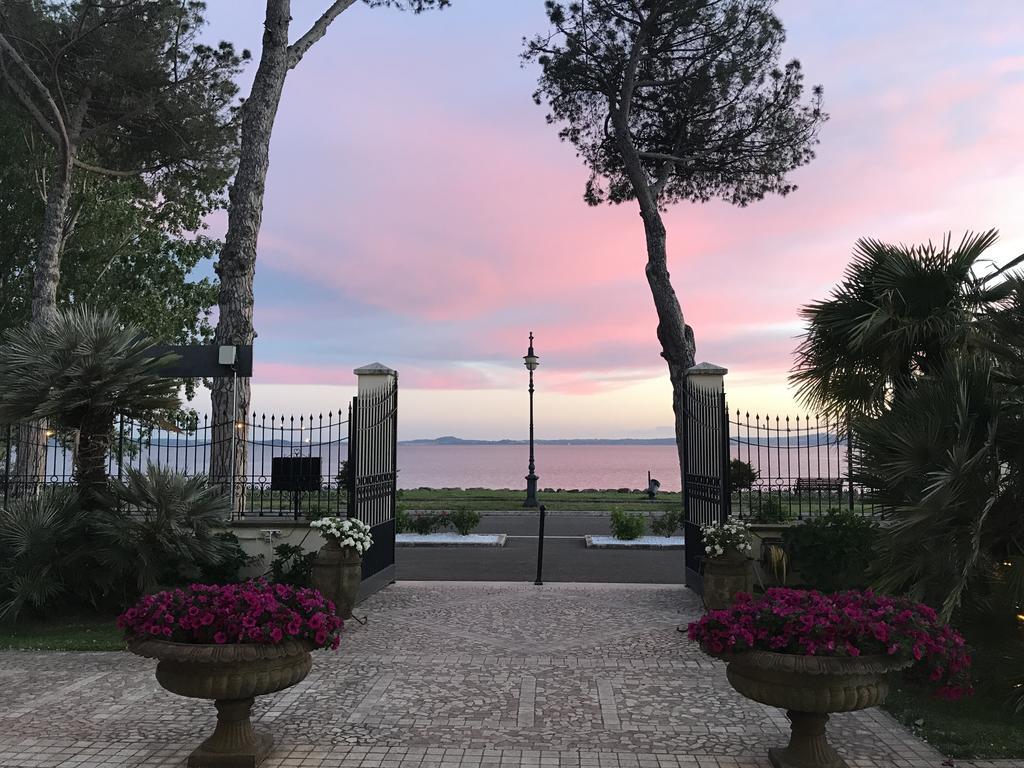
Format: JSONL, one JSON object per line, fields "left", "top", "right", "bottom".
{"left": 310, "top": 516, "right": 373, "bottom": 554}
{"left": 701, "top": 520, "right": 752, "bottom": 558}
{"left": 117, "top": 580, "right": 343, "bottom": 649}
{"left": 688, "top": 588, "right": 971, "bottom": 699}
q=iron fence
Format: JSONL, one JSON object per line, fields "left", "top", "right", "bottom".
{"left": 1, "top": 411, "right": 351, "bottom": 518}
{"left": 729, "top": 410, "right": 877, "bottom": 520}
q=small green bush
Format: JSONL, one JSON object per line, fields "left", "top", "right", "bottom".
{"left": 752, "top": 493, "right": 789, "bottom": 523}
{"left": 651, "top": 510, "right": 681, "bottom": 537}
{"left": 449, "top": 509, "right": 481, "bottom": 535}
{"left": 782, "top": 510, "right": 878, "bottom": 592}
{"left": 396, "top": 508, "right": 412, "bottom": 534}
{"left": 269, "top": 543, "right": 316, "bottom": 588}
{"left": 730, "top": 459, "right": 758, "bottom": 492}
{"left": 409, "top": 511, "right": 449, "bottom": 536}
{"left": 610, "top": 509, "right": 646, "bottom": 540}
{"left": 199, "top": 532, "right": 258, "bottom": 584}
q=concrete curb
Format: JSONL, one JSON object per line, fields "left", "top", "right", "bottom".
{"left": 396, "top": 533, "right": 508, "bottom": 548}
{"left": 584, "top": 535, "right": 685, "bottom": 550}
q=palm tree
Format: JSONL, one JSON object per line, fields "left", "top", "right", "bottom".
{"left": 0, "top": 307, "right": 180, "bottom": 497}
{"left": 0, "top": 489, "right": 98, "bottom": 618}
{"left": 793, "top": 230, "right": 1024, "bottom": 618}
{"left": 855, "top": 359, "right": 1024, "bottom": 619}
{"left": 96, "top": 464, "right": 234, "bottom": 596}
{"left": 791, "top": 229, "right": 1019, "bottom": 415}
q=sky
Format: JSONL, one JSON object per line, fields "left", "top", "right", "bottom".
{"left": 197, "top": 1, "right": 1024, "bottom": 440}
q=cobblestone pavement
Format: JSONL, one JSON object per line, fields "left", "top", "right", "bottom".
{"left": 0, "top": 582, "right": 1019, "bottom": 768}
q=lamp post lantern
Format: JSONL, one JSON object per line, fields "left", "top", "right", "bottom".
{"left": 523, "top": 332, "right": 540, "bottom": 508}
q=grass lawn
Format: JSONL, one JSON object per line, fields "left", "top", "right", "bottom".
{"left": 398, "top": 487, "right": 682, "bottom": 513}
{"left": 883, "top": 630, "right": 1024, "bottom": 759}
{"left": 0, "top": 613, "right": 124, "bottom": 651}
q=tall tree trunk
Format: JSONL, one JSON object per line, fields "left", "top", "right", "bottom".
{"left": 14, "top": 154, "right": 73, "bottom": 493}
{"left": 640, "top": 209, "right": 697, "bottom": 499}
{"left": 77, "top": 419, "right": 111, "bottom": 504}
{"left": 612, "top": 95, "right": 697, "bottom": 501}
{"left": 210, "top": 0, "right": 292, "bottom": 511}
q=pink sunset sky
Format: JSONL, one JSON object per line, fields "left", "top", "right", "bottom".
{"left": 199, "top": 1, "right": 1024, "bottom": 440}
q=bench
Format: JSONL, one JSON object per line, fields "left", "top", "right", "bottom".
{"left": 793, "top": 477, "right": 844, "bottom": 494}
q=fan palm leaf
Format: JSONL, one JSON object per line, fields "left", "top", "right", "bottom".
{"left": 94, "top": 464, "right": 233, "bottom": 596}
{"left": 0, "top": 307, "right": 180, "bottom": 495}
{"left": 792, "top": 229, "right": 1011, "bottom": 414}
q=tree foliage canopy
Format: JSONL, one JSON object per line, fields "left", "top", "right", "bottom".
{"left": 0, "top": 104, "right": 220, "bottom": 342}
{"left": 0, "top": 0, "right": 246, "bottom": 181}
{"left": 524, "top": 0, "right": 826, "bottom": 209}
{"left": 791, "top": 230, "right": 1024, "bottom": 415}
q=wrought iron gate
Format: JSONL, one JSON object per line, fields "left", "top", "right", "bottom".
{"left": 347, "top": 369, "right": 398, "bottom": 595}
{"left": 682, "top": 376, "right": 731, "bottom": 593}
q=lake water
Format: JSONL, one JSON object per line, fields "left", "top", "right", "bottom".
{"left": 397, "top": 444, "right": 682, "bottom": 491}
{"left": 31, "top": 438, "right": 848, "bottom": 493}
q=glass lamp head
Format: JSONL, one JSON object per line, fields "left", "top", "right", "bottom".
{"left": 524, "top": 332, "right": 539, "bottom": 371}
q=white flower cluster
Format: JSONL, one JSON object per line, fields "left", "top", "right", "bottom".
{"left": 700, "top": 519, "right": 752, "bottom": 559}
{"left": 310, "top": 516, "right": 373, "bottom": 554}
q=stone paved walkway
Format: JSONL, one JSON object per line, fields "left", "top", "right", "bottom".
{"left": 0, "top": 582, "right": 1019, "bottom": 768}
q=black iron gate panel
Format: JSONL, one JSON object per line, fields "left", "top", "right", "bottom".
{"left": 683, "top": 379, "right": 731, "bottom": 592}
{"left": 348, "top": 375, "right": 398, "bottom": 586}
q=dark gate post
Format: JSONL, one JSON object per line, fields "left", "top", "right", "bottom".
{"left": 683, "top": 362, "right": 729, "bottom": 594}
{"left": 3, "top": 423, "right": 11, "bottom": 508}
{"left": 351, "top": 363, "right": 398, "bottom": 600}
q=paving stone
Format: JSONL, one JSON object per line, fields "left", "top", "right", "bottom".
{"left": 0, "top": 581, "right": 1020, "bottom": 768}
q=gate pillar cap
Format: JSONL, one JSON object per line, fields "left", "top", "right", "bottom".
{"left": 687, "top": 362, "right": 728, "bottom": 376}
{"left": 354, "top": 363, "right": 397, "bottom": 376}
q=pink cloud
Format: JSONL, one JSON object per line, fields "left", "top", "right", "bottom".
{"left": 223, "top": 1, "right": 1024, "bottom": 415}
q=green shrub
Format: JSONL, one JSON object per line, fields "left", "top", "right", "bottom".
{"left": 752, "top": 493, "right": 789, "bottom": 523}
{"left": 0, "top": 489, "right": 98, "bottom": 619}
{"left": 651, "top": 510, "right": 681, "bottom": 537}
{"left": 96, "top": 464, "right": 235, "bottom": 595}
{"left": 610, "top": 509, "right": 646, "bottom": 540}
{"left": 396, "top": 508, "right": 412, "bottom": 534}
{"left": 730, "top": 459, "right": 758, "bottom": 492}
{"left": 269, "top": 543, "right": 316, "bottom": 587}
{"left": 449, "top": 509, "right": 481, "bottom": 535}
{"left": 0, "top": 468, "right": 248, "bottom": 618}
{"left": 409, "top": 511, "right": 449, "bottom": 535}
{"left": 782, "top": 510, "right": 878, "bottom": 592}
{"left": 199, "top": 532, "right": 258, "bottom": 584}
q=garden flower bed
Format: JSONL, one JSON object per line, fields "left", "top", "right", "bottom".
{"left": 584, "top": 534, "right": 684, "bottom": 549}
{"left": 396, "top": 533, "right": 507, "bottom": 547}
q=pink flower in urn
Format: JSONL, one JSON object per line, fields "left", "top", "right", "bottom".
{"left": 117, "top": 579, "right": 344, "bottom": 651}
{"left": 686, "top": 588, "right": 972, "bottom": 698}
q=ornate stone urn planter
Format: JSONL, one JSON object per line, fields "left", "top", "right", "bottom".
{"left": 129, "top": 637, "right": 313, "bottom": 767}
{"left": 690, "top": 589, "right": 972, "bottom": 768}
{"left": 722, "top": 650, "right": 911, "bottom": 768}
{"left": 702, "top": 547, "right": 753, "bottom": 610}
{"left": 309, "top": 516, "right": 373, "bottom": 619}
{"left": 119, "top": 581, "right": 342, "bottom": 768}
{"left": 311, "top": 538, "right": 362, "bottom": 619}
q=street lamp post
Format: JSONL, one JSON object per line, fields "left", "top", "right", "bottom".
{"left": 523, "top": 332, "right": 539, "bottom": 508}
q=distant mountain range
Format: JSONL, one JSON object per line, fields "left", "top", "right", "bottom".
{"left": 400, "top": 434, "right": 845, "bottom": 447}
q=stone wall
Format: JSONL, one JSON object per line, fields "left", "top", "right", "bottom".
{"left": 229, "top": 519, "right": 327, "bottom": 580}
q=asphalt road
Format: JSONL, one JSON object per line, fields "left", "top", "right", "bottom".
{"left": 396, "top": 512, "right": 685, "bottom": 584}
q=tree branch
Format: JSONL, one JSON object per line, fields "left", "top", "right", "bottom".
{"left": 0, "top": 56, "right": 61, "bottom": 145}
{"left": 71, "top": 158, "right": 146, "bottom": 177}
{"left": 287, "top": 0, "right": 358, "bottom": 70}
{"left": 0, "top": 31, "right": 70, "bottom": 152}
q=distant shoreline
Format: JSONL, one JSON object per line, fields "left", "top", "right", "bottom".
{"left": 400, "top": 436, "right": 677, "bottom": 446}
